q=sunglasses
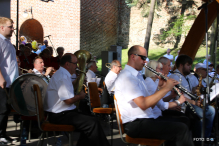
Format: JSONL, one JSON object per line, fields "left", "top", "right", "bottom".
{"left": 134, "top": 54, "right": 147, "bottom": 61}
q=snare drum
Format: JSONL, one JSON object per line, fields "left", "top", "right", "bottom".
{"left": 9, "top": 74, "right": 49, "bottom": 116}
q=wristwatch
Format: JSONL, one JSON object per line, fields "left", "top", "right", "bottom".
{"left": 174, "top": 100, "right": 181, "bottom": 106}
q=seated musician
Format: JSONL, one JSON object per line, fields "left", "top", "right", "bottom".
{"left": 105, "top": 60, "right": 122, "bottom": 94}
{"left": 30, "top": 56, "right": 54, "bottom": 78}
{"left": 39, "top": 49, "right": 52, "bottom": 68}
{"left": 16, "top": 56, "right": 33, "bottom": 75}
{"left": 115, "top": 45, "right": 194, "bottom": 146}
{"left": 169, "top": 55, "right": 215, "bottom": 144}
{"left": 209, "top": 64, "right": 219, "bottom": 83}
{"left": 44, "top": 53, "right": 110, "bottom": 146}
{"left": 102, "top": 60, "right": 122, "bottom": 107}
{"left": 86, "top": 61, "right": 103, "bottom": 92}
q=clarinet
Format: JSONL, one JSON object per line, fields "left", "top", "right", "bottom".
{"left": 145, "top": 65, "right": 198, "bottom": 100}
{"left": 145, "top": 65, "right": 201, "bottom": 120}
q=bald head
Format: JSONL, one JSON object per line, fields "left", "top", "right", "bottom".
{"left": 127, "top": 45, "right": 147, "bottom": 71}
{"left": 128, "top": 45, "right": 145, "bottom": 58}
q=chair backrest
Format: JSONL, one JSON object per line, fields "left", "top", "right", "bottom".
{"left": 33, "top": 84, "right": 45, "bottom": 130}
{"left": 114, "top": 95, "right": 126, "bottom": 143}
{"left": 88, "top": 82, "right": 101, "bottom": 108}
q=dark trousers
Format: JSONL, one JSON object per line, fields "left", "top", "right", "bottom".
{"left": 0, "top": 87, "right": 10, "bottom": 138}
{"left": 124, "top": 116, "right": 194, "bottom": 146}
{"left": 48, "top": 109, "right": 110, "bottom": 146}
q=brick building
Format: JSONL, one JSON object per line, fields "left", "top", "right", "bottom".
{"left": 7, "top": 0, "right": 124, "bottom": 57}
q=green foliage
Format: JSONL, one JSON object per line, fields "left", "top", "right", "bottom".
{"left": 125, "top": 0, "right": 155, "bottom": 18}
{"left": 161, "top": 15, "right": 196, "bottom": 41}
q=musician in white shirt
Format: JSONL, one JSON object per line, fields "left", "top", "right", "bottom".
{"left": 115, "top": 45, "right": 193, "bottom": 146}
{"left": 86, "top": 61, "right": 102, "bottom": 92}
{"left": 169, "top": 55, "right": 215, "bottom": 142}
{"left": 31, "top": 57, "right": 54, "bottom": 77}
{"left": 44, "top": 53, "right": 110, "bottom": 146}
{"left": 104, "top": 60, "right": 122, "bottom": 94}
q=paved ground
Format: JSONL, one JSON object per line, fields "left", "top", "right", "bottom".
{"left": 6, "top": 113, "right": 135, "bottom": 146}
{"left": 6, "top": 113, "right": 219, "bottom": 146}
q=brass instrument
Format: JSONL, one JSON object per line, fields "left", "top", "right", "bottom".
{"left": 19, "top": 67, "right": 30, "bottom": 73}
{"left": 105, "top": 63, "right": 111, "bottom": 69}
{"left": 74, "top": 50, "right": 91, "bottom": 94}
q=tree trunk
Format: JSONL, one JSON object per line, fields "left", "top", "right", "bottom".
{"left": 209, "top": 18, "right": 217, "bottom": 65}
{"left": 144, "top": 0, "right": 156, "bottom": 55}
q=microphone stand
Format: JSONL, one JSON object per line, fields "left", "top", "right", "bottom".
{"left": 44, "top": 35, "right": 58, "bottom": 56}
{"left": 198, "top": 2, "right": 209, "bottom": 146}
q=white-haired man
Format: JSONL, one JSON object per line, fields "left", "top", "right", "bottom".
{"left": 163, "top": 48, "right": 173, "bottom": 64}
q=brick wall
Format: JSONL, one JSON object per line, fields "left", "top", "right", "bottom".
{"left": 10, "top": 0, "right": 80, "bottom": 54}
{"left": 80, "top": 0, "right": 119, "bottom": 58}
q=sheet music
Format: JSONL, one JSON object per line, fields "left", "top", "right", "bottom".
{"left": 199, "top": 83, "right": 219, "bottom": 101}
{"left": 90, "top": 78, "right": 101, "bottom": 87}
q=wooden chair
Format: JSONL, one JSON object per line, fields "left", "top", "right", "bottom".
{"left": 33, "top": 84, "right": 75, "bottom": 146}
{"left": 114, "top": 96, "right": 165, "bottom": 146}
{"left": 88, "top": 82, "right": 115, "bottom": 145}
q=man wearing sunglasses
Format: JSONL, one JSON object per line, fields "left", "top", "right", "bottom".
{"left": 114, "top": 45, "right": 194, "bottom": 146}
{"left": 0, "top": 17, "right": 18, "bottom": 145}
{"left": 44, "top": 53, "right": 110, "bottom": 146}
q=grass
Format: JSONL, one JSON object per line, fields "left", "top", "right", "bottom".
{"left": 97, "top": 47, "right": 219, "bottom": 73}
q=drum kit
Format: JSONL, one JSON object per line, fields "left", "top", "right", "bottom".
{"left": 9, "top": 74, "right": 49, "bottom": 116}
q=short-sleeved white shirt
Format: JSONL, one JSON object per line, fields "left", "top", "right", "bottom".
{"left": 86, "top": 69, "right": 96, "bottom": 84}
{"left": 169, "top": 69, "right": 192, "bottom": 99}
{"left": 105, "top": 70, "right": 117, "bottom": 94}
{"left": 115, "top": 65, "right": 160, "bottom": 124}
{"left": 0, "top": 34, "right": 19, "bottom": 87}
{"left": 163, "top": 54, "right": 173, "bottom": 60}
{"left": 44, "top": 67, "right": 76, "bottom": 113}
{"left": 144, "top": 77, "right": 169, "bottom": 114}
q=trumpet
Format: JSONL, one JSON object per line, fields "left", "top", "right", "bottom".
{"left": 105, "top": 63, "right": 111, "bottom": 69}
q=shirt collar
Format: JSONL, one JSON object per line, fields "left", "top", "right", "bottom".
{"left": 59, "top": 66, "right": 72, "bottom": 78}
{"left": 0, "top": 34, "right": 7, "bottom": 40}
{"left": 33, "top": 68, "right": 45, "bottom": 74}
{"left": 88, "top": 69, "right": 95, "bottom": 75}
{"left": 124, "top": 65, "right": 139, "bottom": 77}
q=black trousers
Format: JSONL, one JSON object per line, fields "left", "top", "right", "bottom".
{"left": 0, "top": 87, "right": 10, "bottom": 138}
{"left": 48, "top": 109, "right": 110, "bottom": 146}
{"left": 124, "top": 116, "right": 194, "bottom": 146}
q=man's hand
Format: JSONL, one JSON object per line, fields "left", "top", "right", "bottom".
{"left": 45, "top": 67, "right": 54, "bottom": 76}
{"left": 163, "top": 78, "right": 179, "bottom": 92}
{"left": 27, "top": 69, "right": 34, "bottom": 73}
{"left": 78, "top": 90, "right": 86, "bottom": 99}
{"left": 169, "top": 106, "right": 181, "bottom": 111}
{"left": 178, "top": 94, "right": 186, "bottom": 104}
{"left": 0, "top": 73, "right": 6, "bottom": 89}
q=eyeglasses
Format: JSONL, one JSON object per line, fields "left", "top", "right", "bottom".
{"left": 4, "top": 26, "right": 14, "bottom": 29}
{"left": 69, "top": 61, "right": 77, "bottom": 65}
{"left": 134, "top": 54, "right": 147, "bottom": 61}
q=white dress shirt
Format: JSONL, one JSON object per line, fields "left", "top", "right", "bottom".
{"left": 33, "top": 68, "right": 50, "bottom": 78}
{"left": 86, "top": 69, "right": 96, "bottom": 84}
{"left": 44, "top": 67, "right": 76, "bottom": 113}
{"left": 175, "top": 55, "right": 178, "bottom": 61}
{"left": 104, "top": 70, "right": 117, "bottom": 94}
{"left": 0, "top": 34, "right": 19, "bottom": 87}
{"left": 115, "top": 65, "right": 160, "bottom": 124}
{"left": 144, "top": 77, "right": 169, "bottom": 117}
{"left": 169, "top": 69, "right": 192, "bottom": 99}
{"left": 163, "top": 54, "right": 173, "bottom": 60}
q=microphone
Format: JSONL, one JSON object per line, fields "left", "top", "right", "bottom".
{"left": 44, "top": 35, "right": 51, "bottom": 38}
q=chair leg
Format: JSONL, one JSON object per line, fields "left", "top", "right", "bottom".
{"left": 69, "top": 132, "right": 73, "bottom": 146}
{"left": 46, "top": 132, "right": 49, "bottom": 146}
{"left": 37, "top": 132, "right": 44, "bottom": 146}
{"left": 109, "top": 114, "right": 113, "bottom": 146}
{"left": 28, "top": 120, "right": 32, "bottom": 142}
{"left": 19, "top": 121, "right": 24, "bottom": 146}
{"left": 53, "top": 131, "right": 57, "bottom": 144}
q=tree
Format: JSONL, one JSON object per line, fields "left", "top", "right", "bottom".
{"left": 209, "top": 18, "right": 218, "bottom": 65}
{"left": 144, "top": 0, "right": 156, "bottom": 55}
